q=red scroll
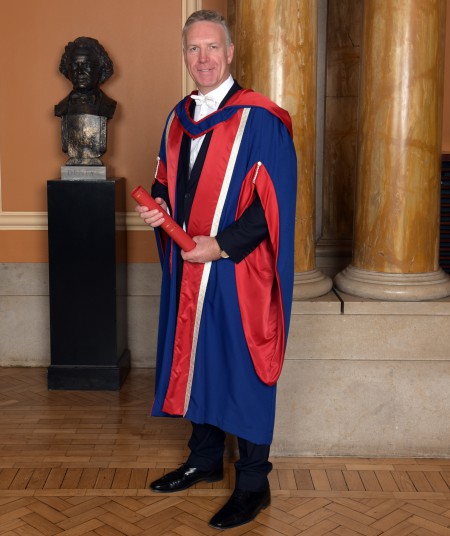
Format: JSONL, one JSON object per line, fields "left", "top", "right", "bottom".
{"left": 131, "top": 185, "right": 196, "bottom": 252}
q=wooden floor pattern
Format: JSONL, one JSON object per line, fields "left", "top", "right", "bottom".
{"left": 0, "top": 367, "right": 449, "bottom": 535}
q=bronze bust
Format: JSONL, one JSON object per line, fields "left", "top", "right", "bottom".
{"left": 55, "top": 37, "right": 117, "bottom": 168}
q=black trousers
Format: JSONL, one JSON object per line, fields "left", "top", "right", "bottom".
{"left": 186, "top": 422, "right": 272, "bottom": 492}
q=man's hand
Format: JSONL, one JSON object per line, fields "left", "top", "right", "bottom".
{"left": 135, "top": 197, "right": 168, "bottom": 228}
{"left": 181, "top": 236, "right": 221, "bottom": 263}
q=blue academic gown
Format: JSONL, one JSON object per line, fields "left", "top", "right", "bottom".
{"left": 150, "top": 88, "right": 297, "bottom": 445}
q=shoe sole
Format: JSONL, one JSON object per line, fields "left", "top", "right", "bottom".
{"left": 149, "top": 472, "right": 224, "bottom": 493}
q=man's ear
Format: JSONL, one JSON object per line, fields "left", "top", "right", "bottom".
{"left": 227, "top": 43, "right": 235, "bottom": 65}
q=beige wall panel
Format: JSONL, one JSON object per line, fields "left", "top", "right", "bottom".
{"left": 286, "top": 310, "right": 450, "bottom": 361}
{"left": 1, "top": 296, "right": 51, "bottom": 366}
{"left": 274, "top": 359, "right": 450, "bottom": 456}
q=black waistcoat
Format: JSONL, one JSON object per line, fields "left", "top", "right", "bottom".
{"left": 175, "top": 81, "right": 242, "bottom": 228}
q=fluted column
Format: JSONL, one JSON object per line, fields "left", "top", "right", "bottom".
{"left": 229, "top": 0, "right": 332, "bottom": 299}
{"left": 335, "top": 0, "right": 450, "bottom": 300}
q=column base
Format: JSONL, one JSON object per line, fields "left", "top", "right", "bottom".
{"left": 293, "top": 269, "right": 333, "bottom": 300}
{"left": 335, "top": 265, "right": 450, "bottom": 301}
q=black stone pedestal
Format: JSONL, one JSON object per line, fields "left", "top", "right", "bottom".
{"left": 47, "top": 178, "right": 130, "bottom": 390}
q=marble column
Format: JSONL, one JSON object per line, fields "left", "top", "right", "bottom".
{"left": 229, "top": 0, "right": 332, "bottom": 299}
{"left": 335, "top": 0, "right": 450, "bottom": 300}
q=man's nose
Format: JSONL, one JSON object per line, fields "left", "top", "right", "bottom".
{"left": 198, "top": 48, "right": 208, "bottom": 62}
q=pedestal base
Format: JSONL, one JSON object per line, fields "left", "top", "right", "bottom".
{"left": 335, "top": 265, "right": 450, "bottom": 301}
{"left": 47, "top": 178, "right": 129, "bottom": 390}
{"left": 48, "top": 350, "right": 131, "bottom": 390}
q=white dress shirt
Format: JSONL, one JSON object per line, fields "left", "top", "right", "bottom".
{"left": 189, "top": 75, "right": 235, "bottom": 172}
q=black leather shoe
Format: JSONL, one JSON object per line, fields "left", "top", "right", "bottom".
{"left": 149, "top": 463, "right": 223, "bottom": 493}
{"left": 209, "top": 488, "right": 270, "bottom": 529}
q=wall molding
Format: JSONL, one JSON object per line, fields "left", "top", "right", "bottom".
{"left": 0, "top": 211, "right": 151, "bottom": 232}
{"left": 181, "top": 0, "right": 201, "bottom": 96}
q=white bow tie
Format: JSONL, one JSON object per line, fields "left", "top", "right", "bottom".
{"left": 191, "top": 94, "right": 218, "bottom": 109}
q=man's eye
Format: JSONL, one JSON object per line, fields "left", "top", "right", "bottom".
{"left": 188, "top": 47, "right": 198, "bottom": 53}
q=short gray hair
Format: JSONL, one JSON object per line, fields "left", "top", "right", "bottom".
{"left": 182, "top": 10, "right": 232, "bottom": 50}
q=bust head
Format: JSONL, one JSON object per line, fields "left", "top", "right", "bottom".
{"left": 55, "top": 37, "right": 117, "bottom": 164}
{"left": 59, "top": 36, "right": 114, "bottom": 92}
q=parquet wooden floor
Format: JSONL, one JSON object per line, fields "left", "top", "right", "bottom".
{"left": 0, "top": 368, "right": 449, "bottom": 535}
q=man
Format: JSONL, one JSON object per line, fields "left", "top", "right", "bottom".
{"left": 136, "top": 10, "right": 297, "bottom": 530}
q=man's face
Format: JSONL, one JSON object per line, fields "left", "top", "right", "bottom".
{"left": 184, "top": 21, "right": 234, "bottom": 94}
{"left": 68, "top": 48, "right": 101, "bottom": 92}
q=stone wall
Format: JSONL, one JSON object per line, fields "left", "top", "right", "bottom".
{"left": 2, "top": 263, "right": 449, "bottom": 457}
{"left": 274, "top": 294, "right": 450, "bottom": 457}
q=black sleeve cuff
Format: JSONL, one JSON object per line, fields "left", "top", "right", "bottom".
{"left": 151, "top": 179, "right": 171, "bottom": 214}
